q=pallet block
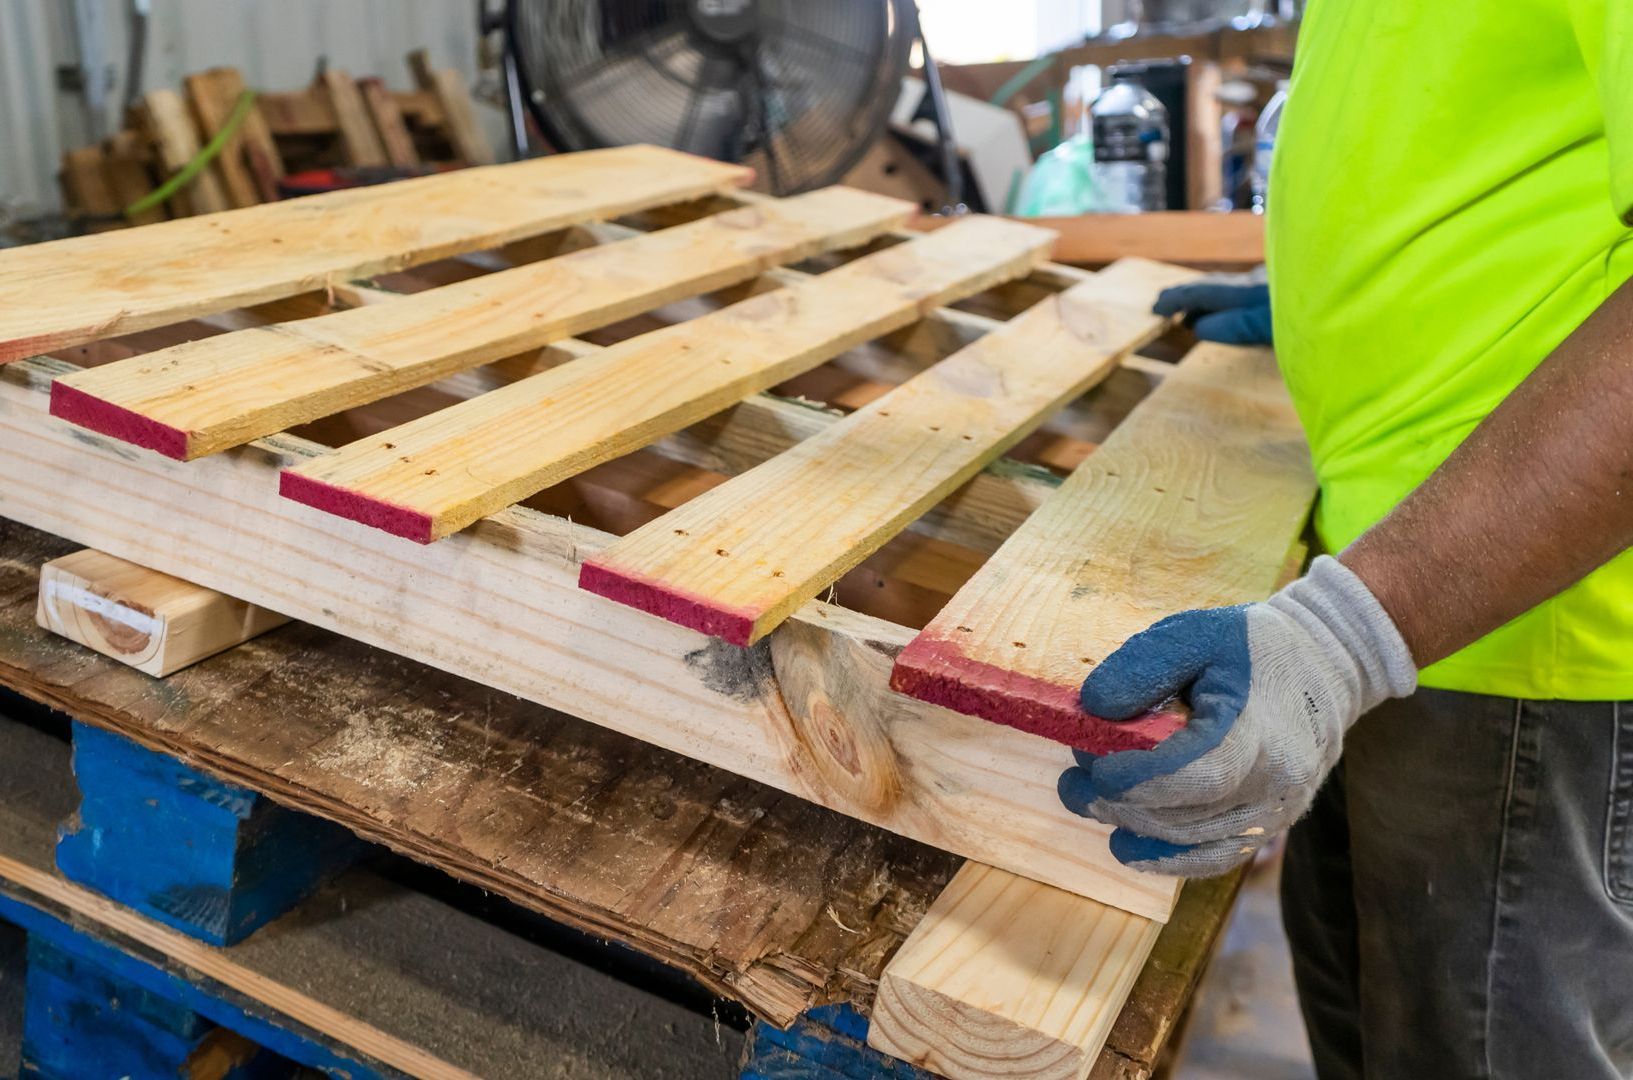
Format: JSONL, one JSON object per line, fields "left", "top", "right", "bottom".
{"left": 57, "top": 723, "right": 366, "bottom": 946}
{"left": 742, "top": 1005, "right": 932, "bottom": 1080}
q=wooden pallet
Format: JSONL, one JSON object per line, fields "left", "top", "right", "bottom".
{"left": 0, "top": 146, "right": 1315, "bottom": 929}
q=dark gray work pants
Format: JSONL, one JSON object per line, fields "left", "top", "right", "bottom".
{"left": 1282, "top": 689, "right": 1633, "bottom": 1079}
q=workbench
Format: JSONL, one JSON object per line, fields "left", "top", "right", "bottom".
{"left": 0, "top": 518, "right": 1241, "bottom": 1077}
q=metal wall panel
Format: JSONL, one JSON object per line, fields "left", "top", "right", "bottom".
{"left": 0, "top": 0, "right": 493, "bottom": 215}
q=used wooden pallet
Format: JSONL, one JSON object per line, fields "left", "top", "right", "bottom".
{"left": 0, "top": 145, "right": 1315, "bottom": 930}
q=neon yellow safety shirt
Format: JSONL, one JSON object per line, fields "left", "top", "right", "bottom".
{"left": 1268, "top": 0, "right": 1633, "bottom": 699}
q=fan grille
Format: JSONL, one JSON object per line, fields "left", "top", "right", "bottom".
{"left": 510, "top": 0, "right": 915, "bottom": 193}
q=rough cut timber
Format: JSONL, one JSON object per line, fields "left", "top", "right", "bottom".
{"left": 36, "top": 549, "right": 289, "bottom": 677}
{"left": 50, "top": 186, "right": 912, "bottom": 460}
{"left": 867, "top": 862, "right": 1162, "bottom": 1080}
{"left": 1, "top": 357, "right": 1179, "bottom": 921}
{"left": 891, "top": 343, "right": 1316, "bottom": 753}
{"left": 0, "top": 144, "right": 749, "bottom": 364}
{"left": 580, "top": 258, "right": 1199, "bottom": 645}
{"left": 280, "top": 215, "right": 1057, "bottom": 543}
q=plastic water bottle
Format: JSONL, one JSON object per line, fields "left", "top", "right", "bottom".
{"left": 1251, "top": 81, "right": 1289, "bottom": 214}
{"left": 1089, "top": 75, "right": 1170, "bottom": 213}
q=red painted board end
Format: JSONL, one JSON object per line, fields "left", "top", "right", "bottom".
{"left": 278, "top": 470, "right": 436, "bottom": 544}
{"left": 579, "top": 559, "right": 759, "bottom": 647}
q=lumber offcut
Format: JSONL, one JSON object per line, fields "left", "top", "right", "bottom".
{"left": 891, "top": 343, "right": 1316, "bottom": 753}
{"left": 580, "top": 258, "right": 1198, "bottom": 645}
{"left": 37, "top": 550, "right": 289, "bottom": 677}
{"left": 280, "top": 215, "right": 1056, "bottom": 543}
{"left": 868, "top": 862, "right": 1162, "bottom": 1080}
{"left": 50, "top": 187, "right": 912, "bottom": 460}
{"left": 0, "top": 144, "right": 749, "bottom": 364}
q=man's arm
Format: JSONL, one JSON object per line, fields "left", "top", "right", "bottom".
{"left": 1344, "top": 275, "right": 1633, "bottom": 665}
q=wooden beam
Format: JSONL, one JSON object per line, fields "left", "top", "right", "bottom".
{"left": 357, "top": 77, "right": 419, "bottom": 166}
{"left": 1, "top": 357, "right": 1177, "bottom": 920}
{"left": 317, "top": 69, "right": 389, "bottom": 168}
{"left": 581, "top": 258, "right": 1197, "bottom": 645}
{"left": 52, "top": 187, "right": 910, "bottom": 461}
{"left": 281, "top": 215, "right": 1057, "bottom": 543}
{"left": 0, "top": 145, "right": 750, "bottom": 364}
{"left": 408, "top": 49, "right": 493, "bottom": 165}
{"left": 1034, "top": 211, "right": 1263, "bottom": 269}
{"left": 184, "top": 69, "right": 260, "bottom": 208}
{"left": 36, "top": 549, "right": 288, "bottom": 677}
{"left": 141, "top": 88, "right": 231, "bottom": 216}
{"left": 891, "top": 343, "right": 1315, "bottom": 753}
{"left": 868, "top": 862, "right": 1162, "bottom": 1080}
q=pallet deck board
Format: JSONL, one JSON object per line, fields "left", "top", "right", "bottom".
{"left": 891, "top": 343, "right": 1316, "bottom": 752}
{"left": 51, "top": 186, "right": 911, "bottom": 460}
{"left": 279, "top": 215, "right": 1056, "bottom": 543}
{"left": 0, "top": 144, "right": 749, "bottom": 364}
{"left": 581, "top": 258, "right": 1197, "bottom": 645}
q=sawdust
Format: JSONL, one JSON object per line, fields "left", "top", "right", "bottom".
{"left": 312, "top": 708, "right": 451, "bottom": 798}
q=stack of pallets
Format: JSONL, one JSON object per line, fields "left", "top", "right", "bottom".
{"left": 0, "top": 144, "right": 1313, "bottom": 1079}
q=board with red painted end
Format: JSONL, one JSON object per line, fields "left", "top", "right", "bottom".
{"left": 890, "top": 342, "right": 1316, "bottom": 754}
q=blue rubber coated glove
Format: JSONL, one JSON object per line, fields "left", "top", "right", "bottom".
{"left": 1058, "top": 556, "right": 1417, "bottom": 877}
{"left": 1153, "top": 268, "right": 1273, "bottom": 346}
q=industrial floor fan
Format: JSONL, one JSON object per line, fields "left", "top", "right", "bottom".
{"left": 500, "top": 0, "right": 961, "bottom": 202}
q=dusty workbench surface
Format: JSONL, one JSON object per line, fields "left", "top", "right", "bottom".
{"left": 0, "top": 519, "right": 1237, "bottom": 1073}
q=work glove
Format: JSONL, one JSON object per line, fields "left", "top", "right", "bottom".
{"left": 1152, "top": 267, "right": 1273, "bottom": 345}
{"left": 1058, "top": 556, "right": 1417, "bottom": 877}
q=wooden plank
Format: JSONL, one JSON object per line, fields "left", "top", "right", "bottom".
{"left": 317, "top": 70, "right": 389, "bottom": 167}
{"left": 357, "top": 76, "right": 419, "bottom": 166}
{"left": 254, "top": 89, "right": 335, "bottom": 137}
{"left": 210, "top": 68, "right": 284, "bottom": 199}
{"left": 891, "top": 343, "right": 1316, "bottom": 754}
{"left": 59, "top": 146, "right": 121, "bottom": 230}
{"left": 184, "top": 69, "right": 259, "bottom": 208}
{"left": 51, "top": 187, "right": 912, "bottom": 460}
{"left": 36, "top": 549, "right": 289, "bottom": 677}
{"left": 1, "top": 358, "right": 1178, "bottom": 920}
{"left": 141, "top": 88, "right": 231, "bottom": 216}
{"left": 581, "top": 258, "right": 1197, "bottom": 645}
{"left": 281, "top": 215, "right": 1057, "bottom": 544}
{"left": 910, "top": 209, "right": 1264, "bottom": 269}
{"left": 103, "top": 131, "right": 165, "bottom": 226}
{"left": 868, "top": 863, "right": 1162, "bottom": 1080}
{"left": 408, "top": 49, "right": 493, "bottom": 165}
{"left": 0, "top": 145, "right": 750, "bottom": 365}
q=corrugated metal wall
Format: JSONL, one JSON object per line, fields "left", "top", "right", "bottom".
{"left": 0, "top": 0, "right": 501, "bottom": 215}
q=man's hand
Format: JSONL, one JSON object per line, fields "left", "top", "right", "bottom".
{"left": 1058, "top": 556, "right": 1417, "bottom": 877}
{"left": 1153, "top": 270, "right": 1273, "bottom": 345}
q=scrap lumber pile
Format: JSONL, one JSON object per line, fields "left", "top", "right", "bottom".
{"left": 59, "top": 49, "right": 492, "bottom": 230}
{"left": 0, "top": 144, "right": 1314, "bottom": 1076}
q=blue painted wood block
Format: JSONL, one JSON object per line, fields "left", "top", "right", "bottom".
{"left": 56, "top": 722, "right": 367, "bottom": 945}
{"left": 0, "top": 892, "right": 388, "bottom": 1079}
{"left": 19, "top": 934, "right": 293, "bottom": 1080}
{"left": 741, "top": 1004, "right": 933, "bottom": 1080}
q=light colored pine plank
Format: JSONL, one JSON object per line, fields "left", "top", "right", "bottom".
{"left": 281, "top": 216, "right": 1056, "bottom": 543}
{"left": 210, "top": 68, "right": 284, "bottom": 200}
{"left": 184, "top": 69, "right": 260, "bottom": 208}
{"left": 891, "top": 343, "right": 1316, "bottom": 753}
{"left": 36, "top": 549, "right": 289, "bottom": 677}
{"left": 868, "top": 862, "right": 1162, "bottom": 1080}
{"left": 142, "top": 87, "right": 231, "bottom": 216}
{"left": 581, "top": 258, "right": 1197, "bottom": 645}
{"left": 408, "top": 49, "right": 493, "bottom": 165}
{"left": 1, "top": 356, "right": 1179, "bottom": 920}
{"left": 358, "top": 76, "right": 419, "bottom": 166}
{"left": 50, "top": 187, "right": 912, "bottom": 460}
{"left": 0, "top": 144, "right": 750, "bottom": 364}
{"left": 318, "top": 69, "right": 389, "bottom": 167}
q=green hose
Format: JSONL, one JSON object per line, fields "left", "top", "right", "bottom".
{"left": 123, "top": 89, "right": 258, "bottom": 219}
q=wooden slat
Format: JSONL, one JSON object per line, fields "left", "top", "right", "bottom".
{"left": 868, "top": 863, "right": 1162, "bottom": 1080}
{"left": 211, "top": 68, "right": 284, "bottom": 199}
{"left": 891, "top": 343, "right": 1316, "bottom": 753}
{"left": 0, "top": 145, "right": 749, "bottom": 364}
{"left": 36, "top": 549, "right": 289, "bottom": 677}
{"left": 59, "top": 146, "right": 121, "bottom": 230}
{"left": 1, "top": 357, "right": 1179, "bottom": 920}
{"left": 142, "top": 87, "right": 231, "bottom": 216}
{"left": 51, "top": 187, "right": 911, "bottom": 460}
{"left": 184, "top": 69, "right": 260, "bottom": 208}
{"left": 280, "top": 215, "right": 1057, "bottom": 543}
{"left": 581, "top": 258, "right": 1198, "bottom": 645}
{"left": 408, "top": 49, "right": 493, "bottom": 165}
{"left": 357, "top": 76, "right": 419, "bottom": 166}
{"left": 103, "top": 131, "right": 165, "bottom": 226}
{"left": 255, "top": 89, "right": 335, "bottom": 137}
{"left": 318, "top": 70, "right": 389, "bottom": 167}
